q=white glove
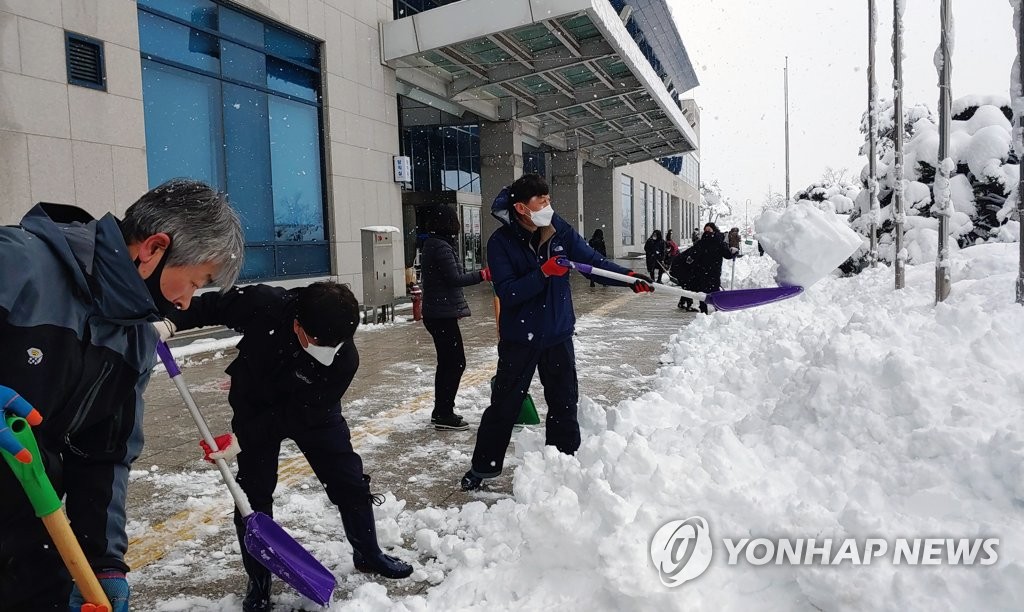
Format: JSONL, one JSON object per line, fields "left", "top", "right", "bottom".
{"left": 152, "top": 318, "right": 177, "bottom": 341}
{"left": 730, "top": 247, "right": 740, "bottom": 255}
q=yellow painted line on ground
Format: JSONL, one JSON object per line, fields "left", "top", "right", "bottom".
{"left": 127, "top": 291, "right": 633, "bottom": 570}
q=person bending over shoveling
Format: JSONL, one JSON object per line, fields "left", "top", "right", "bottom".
{"left": 166, "top": 281, "right": 411, "bottom": 612}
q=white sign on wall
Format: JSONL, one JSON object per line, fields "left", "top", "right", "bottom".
{"left": 393, "top": 156, "right": 412, "bottom": 183}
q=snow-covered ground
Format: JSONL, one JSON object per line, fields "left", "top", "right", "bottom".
{"left": 146, "top": 243, "right": 1023, "bottom": 611}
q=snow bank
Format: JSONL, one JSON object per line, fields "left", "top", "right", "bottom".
{"left": 754, "top": 202, "right": 862, "bottom": 287}
{"left": 382, "top": 245, "right": 1024, "bottom": 612}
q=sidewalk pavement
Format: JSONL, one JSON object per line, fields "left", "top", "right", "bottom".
{"left": 128, "top": 264, "right": 696, "bottom": 610}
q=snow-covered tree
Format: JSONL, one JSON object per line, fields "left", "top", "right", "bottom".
{"left": 700, "top": 180, "right": 734, "bottom": 225}
{"left": 847, "top": 95, "right": 1021, "bottom": 267}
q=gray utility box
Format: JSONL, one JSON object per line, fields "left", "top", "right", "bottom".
{"left": 360, "top": 226, "right": 397, "bottom": 308}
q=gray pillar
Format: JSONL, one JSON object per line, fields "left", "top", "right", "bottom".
{"left": 550, "top": 149, "right": 584, "bottom": 234}
{"left": 583, "top": 162, "right": 616, "bottom": 255}
{"left": 480, "top": 120, "right": 523, "bottom": 262}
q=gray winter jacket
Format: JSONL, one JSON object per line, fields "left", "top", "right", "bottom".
{"left": 420, "top": 235, "right": 482, "bottom": 319}
{"left": 0, "top": 203, "right": 160, "bottom": 573}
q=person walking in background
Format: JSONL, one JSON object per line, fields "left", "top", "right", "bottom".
{"left": 691, "top": 227, "right": 701, "bottom": 244}
{"left": 587, "top": 229, "right": 607, "bottom": 287}
{"left": 419, "top": 205, "right": 490, "bottom": 431}
{"left": 461, "top": 174, "right": 653, "bottom": 491}
{"left": 644, "top": 230, "right": 666, "bottom": 283}
{"left": 670, "top": 222, "right": 739, "bottom": 313}
{"left": 727, "top": 227, "right": 742, "bottom": 251}
{"left": 167, "top": 281, "right": 413, "bottom": 611}
{"left": 665, "top": 229, "right": 680, "bottom": 261}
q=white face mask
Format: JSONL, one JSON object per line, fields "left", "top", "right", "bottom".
{"left": 528, "top": 204, "right": 554, "bottom": 227}
{"left": 299, "top": 327, "right": 344, "bottom": 366}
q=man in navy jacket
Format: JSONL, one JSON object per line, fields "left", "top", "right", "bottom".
{"left": 461, "top": 174, "right": 652, "bottom": 490}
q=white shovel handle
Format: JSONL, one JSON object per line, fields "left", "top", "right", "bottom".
{"left": 561, "top": 259, "right": 708, "bottom": 301}
{"left": 157, "top": 343, "right": 254, "bottom": 517}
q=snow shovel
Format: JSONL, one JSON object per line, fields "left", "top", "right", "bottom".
{"left": 490, "top": 284, "right": 539, "bottom": 424}
{"left": 155, "top": 342, "right": 336, "bottom": 606}
{"left": 558, "top": 258, "right": 803, "bottom": 312}
{"left": 730, "top": 258, "right": 736, "bottom": 290}
{"left": 1, "top": 413, "right": 113, "bottom": 612}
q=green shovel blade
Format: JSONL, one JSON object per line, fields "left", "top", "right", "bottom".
{"left": 1, "top": 414, "right": 61, "bottom": 517}
{"left": 490, "top": 376, "right": 540, "bottom": 425}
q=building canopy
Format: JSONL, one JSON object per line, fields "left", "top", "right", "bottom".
{"left": 383, "top": 0, "right": 699, "bottom": 167}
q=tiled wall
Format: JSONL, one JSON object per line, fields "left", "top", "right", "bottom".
{"left": 0, "top": 0, "right": 406, "bottom": 299}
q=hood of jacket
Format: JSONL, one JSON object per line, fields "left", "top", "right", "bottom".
{"left": 20, "top": 203, "right": 160, "bottom": 324}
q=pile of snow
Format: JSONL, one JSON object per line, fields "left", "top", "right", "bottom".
{"left": 326, "top": 244, "right": 1022, "bottom": 612}
{"left": 754, "top": 202, "right": 862, "bottom": 287}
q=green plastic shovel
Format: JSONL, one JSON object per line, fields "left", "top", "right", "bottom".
{"left": 1, "top": 413, "right": 112, "bottom": 612}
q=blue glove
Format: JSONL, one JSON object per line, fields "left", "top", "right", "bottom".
{"left": 0, "top": 384, "right": 42, "bottom": 463}
{"left": 69, "top": 570, "right": 129, "bottom": 612}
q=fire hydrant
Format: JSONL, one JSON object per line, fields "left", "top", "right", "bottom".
{"left": 410, "top": 283, "right": 423, "bottom": 321}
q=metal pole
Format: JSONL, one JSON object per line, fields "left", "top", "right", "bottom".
{"left": 1017, "top": 1, "right": 1024, "bottom": 304}
{"left": 784, "top": 57, "right": 791, "bottom": 203}
{"left": 867, "top": 0, "right": 879, "bottom": 268}
{"left": 893, "top": 0, "right": 906, "bottom": 288}
{"left": 935, "top": 0, "right": 952, "bottom": 302}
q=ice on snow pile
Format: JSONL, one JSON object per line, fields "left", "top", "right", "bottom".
{"left": 754, "top": 201, "right": 862, "bottom": 287}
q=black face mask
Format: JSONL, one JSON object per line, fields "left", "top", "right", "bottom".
{"left": 135, "top": 242, "right": 178, "bottom": 316}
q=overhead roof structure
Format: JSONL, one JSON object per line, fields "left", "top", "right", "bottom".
{"left": 382, "top": 0, "right": 699, "bottom": 167}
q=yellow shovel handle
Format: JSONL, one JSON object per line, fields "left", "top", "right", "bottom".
{"left": 42, "top": 511, "right": 112, "bottom": 612}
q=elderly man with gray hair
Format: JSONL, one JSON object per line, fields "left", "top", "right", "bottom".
{"left": 0, "top": 178, "right": 243, "bottom": 612}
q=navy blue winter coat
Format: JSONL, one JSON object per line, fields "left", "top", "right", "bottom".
{"left": 488, "top": 196, "right": 632, "bottom": 348}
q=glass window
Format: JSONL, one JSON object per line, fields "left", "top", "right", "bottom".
{"left": 142, "top": 60, "right": 224, "bottom": 188}
{"left": 639, "top": 181, "right": 648, "bottom": 240}
{"left": 620, "top": 174, "right": 633, "bottom": 246}
{"left": 398, "top": 96, "right": 481, "bottom": 194}
{"left": 139, "top": 2, "right": 326, "bottom": 281}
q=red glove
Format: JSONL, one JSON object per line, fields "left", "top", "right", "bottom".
{"left": 628, "top": 271, "right": 654, "bottom": 293}
{"left": 199, "top": 433, "right": 241, "bottom": 464}
{"left": 541, "top": 256, "right": 569, "bottom": 277}
{"left": 480, "top": 267, "right": 492, "bottom": 282}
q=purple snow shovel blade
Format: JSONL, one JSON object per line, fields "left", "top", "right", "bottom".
{"left": 156, "top": 342, "right": 336, "bottom": 606}
{"left": 704, "top": 285, "right": 804, "bottom": 311}
{"left": 559, "top": 258, "right": 804, "bottom": 312}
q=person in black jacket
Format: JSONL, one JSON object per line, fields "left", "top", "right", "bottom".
{"left": 460, "top": 174, "right": 653, "bottom": 491}
{"left": 644, "top": 230, "right": 667, "bottom": 282}
{"left": 168, "top": 282, "right": 412, "bottom": 612}
{"left": 419, "top": 205, "right": 489, "bottom": 431}
{"left": 670, "top": 222, "right": 738, "bottom": 313}
{"left": 587, "top": 229, "right": 607, "bottom": 287}
{"left": 0, "top": 179, "right": 243, "bottom": 612}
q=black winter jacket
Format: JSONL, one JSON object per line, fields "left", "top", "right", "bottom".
{"left": 645, "top": 237, "right": 666, "bottom": 266}
{"left": 169, "top": 285, "right": 357, "bottom": 421}
{"left": 0, "top": 204, "right": 160, "bottom": 573}
{"left": 588, "top": 236, "right": 607, "bottom": 257}
{"left": 419, "top": 235, "right": 482, "bottom": 319}
{"left": 670, "top": 232, "right": 737, "bottom": 293}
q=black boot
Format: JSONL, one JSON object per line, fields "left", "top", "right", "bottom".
{"left": 431, "top": 412, "right": 469, "bottom": 431}
{"left": 339, "top": 477, "right": 413, "bottom": 579}
{"left": 236, "top": 510, "right": 273, "bottom": 611}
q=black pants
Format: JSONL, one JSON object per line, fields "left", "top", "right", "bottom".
{"left": 647, "top": 262, "right": 664, "bottom": 283}
{"left": 422, "top": 317, "right": 466, "bottom": 418}
{"left": 231, "top": 405, "right": 372, "bottom": 583}
{"left": 0, "top": 453, "right": 71, "bottom": 611}
{"left": 470, "top": 339, "right": 579, "bottom": 478}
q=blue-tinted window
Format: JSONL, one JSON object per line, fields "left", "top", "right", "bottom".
{"left": 399, "top": 99, "right": 481, "bottom": 194}
{"left": 139, "top": 2, "right": 326, "bottom": 281}
{"left": 621, "top": 174, "right": 633, "bottom": 246}
{"left": 142, "top": 60, "right": 224, "bottom": 188}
